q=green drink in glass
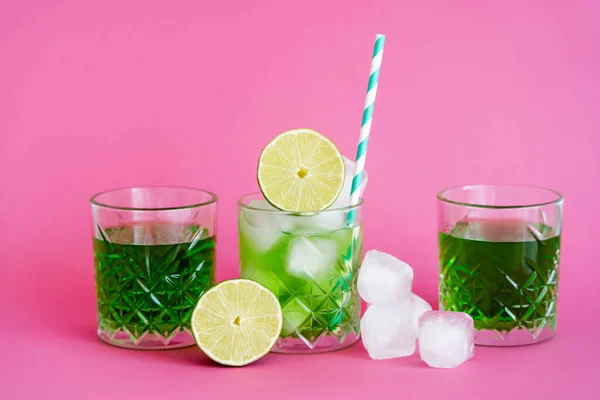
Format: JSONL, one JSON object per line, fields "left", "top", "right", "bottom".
{"left": 239, "top": 128, "right": 368, "bottom": 354}
{"left": 238, "top": 193, "right": 363, "bottom": 354}
{"left": 437, "top": 184, "right": 563, "bottom": 346}
{"left": 91, "top": 187, "right": 218, "bottom": 349}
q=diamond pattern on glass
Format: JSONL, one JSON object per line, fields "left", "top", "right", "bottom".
{"left": 94, "top": 224, "right": 215, "bottom": 347}
{"left": 439, "top": 230, "right": 560, "bottom": 342}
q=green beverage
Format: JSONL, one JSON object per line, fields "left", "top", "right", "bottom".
{"left": 238, "top": 204, "right": 363, "bottom": 353}
{"left": 94, "top": 222, "right": 216, "bottom": 345}
{"left": 439, "top": 220, "right": 560, "bottom": 335}
{"left": 241, "top": 128, "right": 366, "bottom": 353}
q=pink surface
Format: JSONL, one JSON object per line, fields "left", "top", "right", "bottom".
{"left": 1, "top": 0, "right": 598, "bottom": 398}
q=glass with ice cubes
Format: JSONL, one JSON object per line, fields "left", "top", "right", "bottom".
{"left": 238, "top": 193, "right": 363, "bottom": 353}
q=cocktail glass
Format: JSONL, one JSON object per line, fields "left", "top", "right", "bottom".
{"left": 437, "top": 184, "right": 563, "bottom": 346}
{"left": 91, "top": 186, "right": 217, "bottom": 349}
{"left": 238, "top": 193, "right": 363, "bottom": 354}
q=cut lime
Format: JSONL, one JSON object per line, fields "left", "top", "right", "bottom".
{"left": 257, "top": 128, "right": 345, "bottom": 212}
{"left": 191, "top": 279, "right": 282, "bottom": 366}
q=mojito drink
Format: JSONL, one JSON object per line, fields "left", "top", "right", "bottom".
{"left": 241, "top": 128, "right": 367, "bottom": 353}
{"left": 239, "top": 196, "right": 363, "bottom": 353}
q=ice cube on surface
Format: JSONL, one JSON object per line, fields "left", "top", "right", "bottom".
{"left": 239, "top": 200, "right": 282, "bottom": 252}
{"left": 410, "top": 293, "right": 432, "bottom": 333}
{"left": 358, "top": 250, "right": 414, "bottom": 304}
{"left": 330, "top": 156, "right": 368, "bottom": 209}
{"left": 286, "top": 236, "right": 338, "bottom": 279}
{"left": 419, "top": 311, "right": 475, "bottom": 368}
{"left": 360, "top": 304, "right": 416, "bottom": 359}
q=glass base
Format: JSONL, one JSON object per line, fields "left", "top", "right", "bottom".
{"left": 475, "top": 326, "right": 555, "bottom": 346}
{"left": 271, "top": 332, "right": 359, "bottom": 354}
{"left": 98, "top": 328, "right": 196, "bottom": 350}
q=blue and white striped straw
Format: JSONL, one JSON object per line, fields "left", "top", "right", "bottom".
{"left": 350, "top": 34, "right": 385, "bottom": 208}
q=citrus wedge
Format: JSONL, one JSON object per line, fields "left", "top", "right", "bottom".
{"left": 257, "top": 128, "right": 345, "bottom": 212}
{"left": 191, "top": 279, "right": 282, "bottom": 366}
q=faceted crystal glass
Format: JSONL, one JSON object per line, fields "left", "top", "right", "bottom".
{"left": 238, "top": 193, "right": 363, "bottom": 354}
{"left": 90, "top": 187, "right": 217, "bottom": 349}
{"left": 437, "top": 184, "right": 563, "bottom": 346}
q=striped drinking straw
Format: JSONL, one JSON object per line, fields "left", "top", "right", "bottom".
{"left": 347, "top": 34, "right": 385, "bottom": 223}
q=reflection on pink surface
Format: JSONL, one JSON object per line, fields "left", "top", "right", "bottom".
{"left": 1, "top": 0, "right": 598, "bottom": 398}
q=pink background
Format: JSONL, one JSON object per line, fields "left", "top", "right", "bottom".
{"left": 1, "top": 1, "right": 598, "bottom": 398}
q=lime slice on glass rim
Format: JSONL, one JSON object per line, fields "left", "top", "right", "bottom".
{"left": 191, "top": 279, "right": 283, "bottom": 367}
{"left": 257, "top": 128, "right": 345, "bottom": 212}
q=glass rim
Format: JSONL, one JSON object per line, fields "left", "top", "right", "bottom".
{"left": 437, "top": 184, "right": 563, "bottom": 209}
{"left": 237, "top": 192, "right": 364, "bottom": 214}
{"left": 90, "top": 186, "right": 218, "bottom": 211}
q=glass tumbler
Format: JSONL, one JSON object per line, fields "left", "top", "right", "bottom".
{"left": 238, "top": 193, "right": 363, "bottom": 354}
{"left": 90, "top": 187, "right": 217, "bottom": 349}
{"left": 437, "top": 184, "right": 563, "bottom": 346}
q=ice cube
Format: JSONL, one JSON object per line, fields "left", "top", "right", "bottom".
{"left": 360, "top": 304, "right": 416, "bottom": 359}
{"left": 410, "top": 293, "right": 432, "bottom": 333}
{"left": 419, "top": 311, "right": 475, "bottom": 368}
{"left": 330, "top": 156, "right": 368, "bottom": 209}
{"left": 239, "top": 200, "right": 282, "bottom": 252}
{"left": 277, "top": 212, "right": 345, "bottom": 234}
{"left": 286, "top": 236, "right": 338, "bottom": 279}
{"left": 357, "top": 250, "right": 414, "bottom": 305}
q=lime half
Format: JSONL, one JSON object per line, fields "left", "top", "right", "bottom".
{"left": 257, "top": 128, "right": 345, "bottom": 212}
{"left": 191, "top": 279, "right": 282, "bottom": 367}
